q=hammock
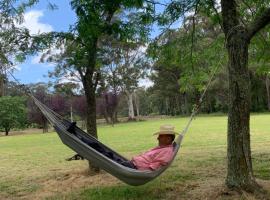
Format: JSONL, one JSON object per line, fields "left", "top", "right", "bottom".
{"left": 7, "top": 58, "right": 218, "bottom": 186}
{"left": 31, "top": 94, "right": 184, "bottom": 186}
{"left": 29, "top": 63, "right": 218, "bottom": 186}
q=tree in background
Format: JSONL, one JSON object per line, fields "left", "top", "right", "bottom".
{"left": 148, "top": 14, "right": 225, "bottom": 115}
{"left": 103, "top": 40, "right": 149, "bottom": 120}
{"left": 0, "top": 96, "right": 27, "bottom": 135}
{"left": 54, "top": 82, "right": 80, "bottom": 121}
{"left": 158, "top": 0, "right": 270, "bottom": 191}
{"left": 27, "top": 83, "right": 50, "bottom": 133}
{"left": 72, "top": 95, "right": 87, "bottom": 128}
{"left": 96, "top": 92, "right": 119, "bottom": 124}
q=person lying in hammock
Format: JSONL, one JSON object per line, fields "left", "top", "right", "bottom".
{"left": 66, "top": 124, "right": 176, "bottom": 171}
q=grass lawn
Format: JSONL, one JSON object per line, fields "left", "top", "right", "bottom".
{"left": 1, "top": 114, "right": 270, "bottom": 199}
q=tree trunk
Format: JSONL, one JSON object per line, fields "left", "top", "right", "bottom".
{"left": 184, "top": 93, "right": 189, "bottom": 115}
{"left": 83, "top": 77, "right": 100, "bottom": 174}
{"left": 225, "top": 28, "right": 257, "bottom": 191}
{"left": 221, "top": 0, "right": 259, "bottom": 191}
{"left": 104, "top": 114, "right": 110, "bottom": 124}
{"left": 70, "top": 104, "right": 73, "bottom": 122}
{"left": 113, "top": 111, "right": 118, "bottom": 123}
{"left": 5, "top": 127, "right": 9, "bottom": 136}
{"left": 43, "top": 120, "right": 48, "bottom": 133}
{"left": 265, "top": 75, "right": 270, "bottom": 111}
{"left": 134, "top": 92, "right": 140, "bottom": 118}
{"left": 126, "top": 92, "right": 135, "bottom": 120}
{"left": 0, "top": 74, "right": 4, "bottom": 97}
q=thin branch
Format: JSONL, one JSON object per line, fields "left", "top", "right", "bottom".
{"left": 247, "top": 7, "right": 270, "bottom": 41}
{"left": 94, "top": 71, "right": 100, "bottom": 89}
{"left": 210, "top": 0, "right": 223, "bottom": 29}
{"left": 190, "top": 0, "right": 200, "bottom": 73}
{"left": 240, "top": 0, "right": 270, "bottom": 49}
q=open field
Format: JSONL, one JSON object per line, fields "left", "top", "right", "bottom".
{"left": 0, "top": 114, "right": 270, "bottom": 199}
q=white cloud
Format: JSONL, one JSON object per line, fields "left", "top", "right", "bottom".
{"left": 31, "top": 46, "right": 62, "bottom": 67}
{"left": 19, "top": 10, "right": 53, "bottom": 34}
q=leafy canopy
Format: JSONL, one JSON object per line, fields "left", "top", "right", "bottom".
{"left": 0, "top": 96, "right": 27, "bottom": 134}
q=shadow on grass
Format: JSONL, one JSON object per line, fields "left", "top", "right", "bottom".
{"left": 47, "top": 170, "right": 197, "bottom": 200}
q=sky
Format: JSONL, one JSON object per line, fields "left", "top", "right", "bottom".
{"left": 12, "top": 0, "right": 76, "bottom": 84}
{"left": 11, "top": 1, "right": 180, "bottom": 87}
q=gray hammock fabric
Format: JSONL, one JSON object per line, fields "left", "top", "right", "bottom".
{"left": 31, "top": 95, "right": 185, "bottom": 186}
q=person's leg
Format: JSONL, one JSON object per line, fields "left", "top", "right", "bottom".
{"left": 80, "top": 138, "right": 135, "bottom": 168}
{"left": 80, "top": 138, "right": 115, "bottom": 158}
{"left": 71, "top": 136, "right": 136, "bottom": 168}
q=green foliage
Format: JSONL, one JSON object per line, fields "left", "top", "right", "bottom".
{"left": 0, "top": 96, "right": 27, "bottom": 135}
{"left": 147, "top": 14, "right": 228, "bottom": 115}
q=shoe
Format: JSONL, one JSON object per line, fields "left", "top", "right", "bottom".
{"left": 66, "top": 154, "right": 84, "bottom": 161}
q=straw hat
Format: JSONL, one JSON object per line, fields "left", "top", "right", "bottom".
{"left": 153, "top": 125, "right": 178, "bottom": 135}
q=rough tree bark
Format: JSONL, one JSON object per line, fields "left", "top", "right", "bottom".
{"left": 225, "top": 26, "right": 255, "bottom": 190}
{"left": 81, "top": 65, "right": 101, "bottom": 175}
{"left": 265, "top": 76, "right": 270, "bottom": 111}
{"left": 0, "top": 74, "right": 4, "bottom": 97}
{"left": 84, "top": 83, "right": 100, "bottom": 174}
{"left": 221, "top": 0, "right": 270, "bottom": 191}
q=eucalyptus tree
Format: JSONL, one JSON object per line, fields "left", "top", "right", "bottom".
{"left": 54, "top": 82, "right": 80, "bottom": 121}
{"left": 159, "top": 0, "right": 270, "bottom": 191}
{"left": 102, "top": 39, "right": 149, "bottom": 120}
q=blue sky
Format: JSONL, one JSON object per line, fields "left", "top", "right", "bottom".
{"left": 12, "top": 1, "right": 179, "bottom": 85}
{"left": 12, "top": 1, "right": 76, "bottom": 84}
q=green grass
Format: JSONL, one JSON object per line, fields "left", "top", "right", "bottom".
{"left": 1, "top": 114, "right": 270, "bottom": 199}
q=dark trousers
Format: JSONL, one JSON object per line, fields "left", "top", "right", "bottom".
{"left": 80, "top": 136, "right": 136, "bottom": 169}
{"left": 67, "top": 122, "right": 136, "bottom": 169}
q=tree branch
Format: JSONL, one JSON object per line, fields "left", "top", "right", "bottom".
{"left": 190, "top": 0, "right": 200, "bottom": 73}
{"left": 240, "top": 0, "right": 270, "bottom": 49}
{"left": 247, "top": 7, "right": 270, "bottom": 41}
{"left": 210, "top": 0, "right": 223, "bottom": 30}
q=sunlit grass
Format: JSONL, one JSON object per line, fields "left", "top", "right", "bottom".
{"left": 1, "top": 114, "right": 270, "bottom": 199}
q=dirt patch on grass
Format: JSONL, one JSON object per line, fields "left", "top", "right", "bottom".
{"left": 28, "top": 168, "right": 120, "bottom": 200}
{"left": 177, "top": 178, "right": 270, "bottom": 200}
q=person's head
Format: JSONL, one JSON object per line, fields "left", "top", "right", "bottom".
{"left": 154, "top": 125, "right": 177, "bottom": 146}
{"left": 157, "top": 134, "right": 175, "bottom": 146}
